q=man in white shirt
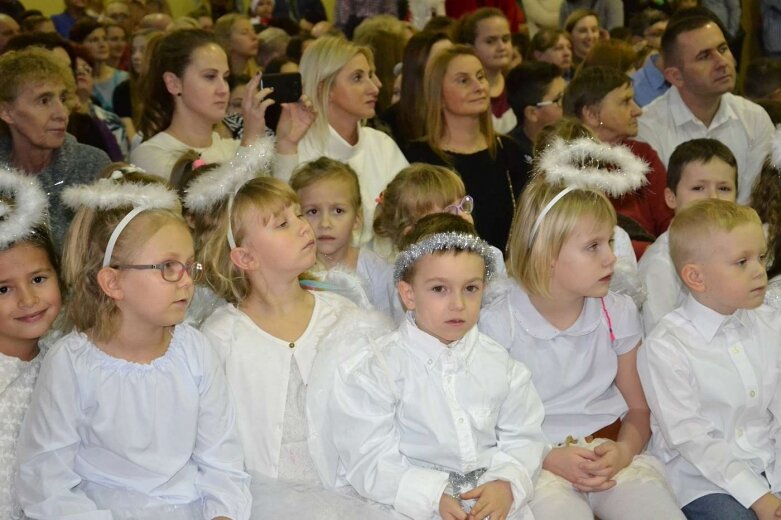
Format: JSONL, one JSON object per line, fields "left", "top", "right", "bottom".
{"left": 639, "top": 199, "right": 781, "bottom": 520}
{"left": 637, "top": 13, "right": 773, "bottom": 203}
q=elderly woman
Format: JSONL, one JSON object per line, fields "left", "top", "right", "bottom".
{"left": 563, "top": 65, "right": 672, "bottom": 258}
{"left": 0, "top": 47, "right": 110, "bottom": 249}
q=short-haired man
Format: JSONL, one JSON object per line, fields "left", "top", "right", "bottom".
{"left": 637, "top": 14, "right": 773, "bottom": 203}
{"left": 506, "top": 62, "right": 565, "bottom": 179}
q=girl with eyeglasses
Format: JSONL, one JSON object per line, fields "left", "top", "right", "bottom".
{"left": 15, "top": 171, "right": 251, "bottom": 520}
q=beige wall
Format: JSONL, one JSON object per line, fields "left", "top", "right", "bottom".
{"left": 31, "top": 0, "right": 336, "bottom": 19}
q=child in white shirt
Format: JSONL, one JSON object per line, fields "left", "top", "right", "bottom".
{"left": 327, "top": 220, "right": 549, "bottom": 520}
{"left": 639, "top": 199, "right": 781, "bottom": 520}
{"left": 639, "top": 138, "right": 738, "bottom": 334}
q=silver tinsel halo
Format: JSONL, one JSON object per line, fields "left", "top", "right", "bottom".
{"left": 61, "top": 178, "right": 178, "bottom": 211}
{"left": 393, "top": 232, "right": 496, "bottom": 283}
{"left": 772, "top": 125, "right": 781, "bottom": 169}
{"left": 538, "top": 137, "right": 649, "bottom": 197}
{"left": 0, "top": 167, "right": 48, "bottom": 250}
{"left": 184, "top": 134, "right": 276, "bottom": 212}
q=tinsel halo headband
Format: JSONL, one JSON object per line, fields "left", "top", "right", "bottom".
{"left": 184, "top": 136, "right": 275, "bottom": 249}
{"left": 61, "top": 171, "right": 179, "bottom": 268}
{"left": 0, "top": 167, "right": 48, "bottom": 250}
{"left": 393, "top": 231, "right": 496, "bottom": 284}
{"left": 529, "top": 137, "right": 649, "bottom": 248}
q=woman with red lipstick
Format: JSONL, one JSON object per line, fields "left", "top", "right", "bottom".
{"left": 480, "top": 144, "right": 684, "bottom": 520}
{"left": 405, "top": 45, "right": 528, "bottom": 251}
{"left": 455, "top": 8, "right": 517, "bottom": 133}
{"left": 132, "top": 29, "right": 312, "bottom": 180}
{"left": 274, "top": 36, "right": 409, "bottom": 247}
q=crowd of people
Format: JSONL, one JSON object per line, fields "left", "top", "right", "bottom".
{"left": 1, "top": 0, "right": 781, "bottom": 519}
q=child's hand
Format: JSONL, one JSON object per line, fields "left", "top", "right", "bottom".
{"left": 543, "top": 446, "right": 606, "bottom": 487}
{"left": 579, "top": 440, "right": 633, "bottom": 481}
{"left": 751, "top": 492, "right": 781, "bottom": 520}
{"left": 439, "top": 494, "right": 467, "bottom": 520}
{"left": 460, "top": 480, "right": 513, "bottom": 520}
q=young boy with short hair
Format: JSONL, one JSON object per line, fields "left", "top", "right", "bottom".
{"left": 638, "top": 138, "right": 738, "bottom": 334}
{"left": 639, "top": 199, "right": 781, "bottom": 520}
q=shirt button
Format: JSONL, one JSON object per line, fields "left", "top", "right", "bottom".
{"left": 427, "top": 359, "right": 433, "bottom": 365}
{"left": 458, "top": 418, "right": 464, "bottom": 424}
{"left": 750, "top": 390, "right": 756, "bottom": 398}
{"left": 288, "top": 342, "right": 295, "bottom": 349}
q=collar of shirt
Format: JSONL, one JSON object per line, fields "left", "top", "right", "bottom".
{"left": 509, "top": 284, "right": 602, "bottom": 339}
{"left": 400, "top": 313, "right": 479, "bottom": 371}
{"left": 682, "top": 294, "right": 749, "bottom": 342}
{"left": 669, "top": 86, "right": 739, "bottom": 131}
{"left": 325, "top": 123, "right": 362, "bottom": 162}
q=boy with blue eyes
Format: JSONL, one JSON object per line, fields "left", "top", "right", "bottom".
{"left": 638, "top": 199, "right": 781, "bottom": 520}
{"left": 638, "top": 138, "right": 738, "bottom": 334}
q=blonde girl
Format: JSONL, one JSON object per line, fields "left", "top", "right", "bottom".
{"left": 480, "top": 162, "right": 683, "bottom": 519}
{"left": 190, "top": 162, "right": 393, "bottom": 518}
{"left": 291, "top": 156, "right": 394, "bottom": 313}
{"left": 15, "top": 174, "right": 250, "bottom": 520}
{"left": 0, "top": 170, "right": 61, "bottom": 519}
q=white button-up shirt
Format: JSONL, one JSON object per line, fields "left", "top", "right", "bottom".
{"left": 637, "top": 87, "right": 773, "bottom": 203}
{"left": 638, "top": 230, "right": 688, "bottom": 335}
{"left": 328, "top": 317, "right": 549, "bottom": 520}
{"left": 638, "top": 295, "right": 781, "bottom": 508}
{"left": 480, "top": 283, "right": 643, "bottom": 444}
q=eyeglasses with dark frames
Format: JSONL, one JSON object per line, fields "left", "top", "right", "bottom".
{"left": 112, "top": 260, "right": 203, "bottom": 282}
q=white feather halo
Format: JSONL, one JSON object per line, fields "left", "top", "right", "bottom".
{"left": 61, "top": 178, "right": 178, "bottom": 211}
{"left": 537, "top": 138, "right": 649, "bottom": 198}
{"left": 771, "top": 125, "right": 781, "bottom": 169}
{"left": 184, "top": 135, "right": 276, "bottom": 213}
{"left": 0, "top": 167, "right": 48, "bottom": 250}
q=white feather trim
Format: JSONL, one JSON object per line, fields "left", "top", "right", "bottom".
{"left": 184, "top": 135, "right": 276, "bottom": 212}
{"left": 538, "top": 138, "right": 649, "bottom": 198}
{"left": 61, "top": 179, "right": 178, "bottom": 211}
{"left": 0, "top": 167, "right": 48, "bottom": 250}
{"left": 771, "top": 125, "right": 781, "bottom": 169}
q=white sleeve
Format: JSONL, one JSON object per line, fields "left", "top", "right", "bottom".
{"left": 15, "top": 346, "right": 111, "bottom": 519}
{"left": 329, "top": 349, "right": 449, "bottom": 519}
{"left": 638, "top": 335, "right": 769, "bottom": 508}
{"left": 481, "top": 359, "right": 549, "bottom": 514}
{"left": 130, "top": 143, "right": 177, "bottom": 181}
{"left": 640, "top": 255, "right": 682, "bottom": 336}
{"left": 273, "top": 153, "right": 300, "bottom": 183}
{"left": 740, "top": 107, "right": 774, "bottom": 204}
{"left": 191, "top": 337, "right": 252, "bottom": 520}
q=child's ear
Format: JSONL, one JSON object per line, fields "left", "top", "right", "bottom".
{"left": 229, "top": 246, "right": 257, "bottom": 271}
{"left": 680, "top": 263, "right": 705, "bottom": 293}
{"left": 352, "top": 210, "right": 363, "bottom": 232}
{"left": 664, "top": 187, "right": 678, "bottom": 211}
{"left": 397, "top": 280, "right": 416, "bottom": 311}
{"left": 97, "top": 267, "right": 124, "bottom": 301}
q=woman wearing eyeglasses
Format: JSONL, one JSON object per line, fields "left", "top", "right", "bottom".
{"left": 404, "top": 45, "right": 529, "bottom": 251}
{"left": 562, "top": 66, "right": 672, "bottom": 258}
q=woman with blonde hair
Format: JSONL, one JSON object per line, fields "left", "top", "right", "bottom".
{"left": 276, "top": 36, "right": 408, "bottom": 245}
{"left": 404, "top": 45, "right": 527, "bottom": 250}
{"left": 214, "top": 13, "right": 260, "bottom": 76}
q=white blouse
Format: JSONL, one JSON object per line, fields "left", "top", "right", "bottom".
{"left": 15, "top": 325, "right": 251, "bottom": 520}
{"left": 130, "top": 131, "right": 240, "bottom": 180}
{"left": 200, "top": 290, "right": 358, "bottom": 478}
{"left": 328, "top": 316, "right": 549, "bottom": 520}
{"left": 0, "top": 349, "right": 43, "bottom": 520}
{"left": 480, "top": 282, "right": 642, "bottom": 444}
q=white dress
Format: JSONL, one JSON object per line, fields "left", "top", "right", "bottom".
{"left": 201, "top": 292, "right": 399, "bottom": 519}
{"left": 0, "top": 348, "right": 44, "bottom": 520}
{"left": 15, "top": 325, "right": 251, "bottom": 520}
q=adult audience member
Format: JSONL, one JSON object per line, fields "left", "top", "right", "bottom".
{"left": 105, "top": 21, "right": 127, "bottom": 70}
{"left": 20, "top": 15, "right": 56, "bottom": 33}
{"left": 743, "top": 58, "right": 781, "bottom": 102}
{"left": 353, "top": 15, "right": 408, "bottom": 115}
{"left": 69, "top": 19, "right": 128, "bottom": 111}
{"left": 564, "top": 9, "right": 601, "bottom": 68}
{"left": 334, "top": 0, "right": 397, "bottom": 39}
{"left": 405, "top": 45, "right": 528, "bottom": 250}
{"left": 256, "top": 27, "right": 289, "bottom": 68}
{"left": 560, "top": 0, "right": 623, "bottom": 30}
{"left": 529, "top": 28, "right": 573, "bottom": 79}
{"left": 581, "top": 39, "right": 639, "bottom": 73}
{"left": 272, "top": 0, "right": 327, "bottom": 32}
{"left": 0, "top": 13, "right": 18, "bottom": 53}
{"left": 113, "top": 28, "right": 162, "bottom": 139}
{"left": 629, "top": 8, "right": 668, "bottom": 50}
{"left": 138, "top": 13, "right": 172, "bottom": 31}
{"left": 104, "top": 0, "right": 133, "bottom": 34}
{"left": 0, "top": 48, "right": 109, "bottom": 249}
{"left": 53, "top": 0, "right": 86, "bottom": 39}
{"left": 214, "top": 13, "right": 260, "bottom": 76}
{"left": 445, "top": 0, "right": 524, "bottom": 33}
{"left": 637, "top": 13, "right": 772, "bottom": 203}
{"left": 506, "top": 61, "right": 565, "bottom": 180}
{"left": 761, "top": 0, "right": 781, "bottom": 57}
{"left": 565, "top": 65, "right": 673, "bottom": 256}
{"left": 275, "top": 36, "right": 408, "bottom": 245}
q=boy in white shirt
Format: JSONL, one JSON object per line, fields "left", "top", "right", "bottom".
{"left": 639, "top": 138, "right": 738, "bottom": 334}
{"left": 639, "top": 199, "right": 781, "bottom": 520}
{"left": 326, "top": 217, "right": 549, "bottom": 520}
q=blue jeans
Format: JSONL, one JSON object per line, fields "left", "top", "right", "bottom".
{"left": 682, "top": 494, "right": 757, "bottom": 520}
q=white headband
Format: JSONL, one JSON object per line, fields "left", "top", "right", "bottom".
{"left": 0, "top": 167, "right": 48, "bottom": 250}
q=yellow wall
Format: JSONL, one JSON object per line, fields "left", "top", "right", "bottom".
{"left": 32, "top": 0, "right": 337, "bottom": 19}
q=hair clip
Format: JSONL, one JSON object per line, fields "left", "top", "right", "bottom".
{"left": 394, "top": 231, "right": 495, "bottom": 284}
{"left": 0, "top": 167, "right": 48, "bottom": 251}
{"left": 62, "top": 179, "right": 178, "bottom": 268}
{"left": 192, "top": 158, "right": 206, "bottom": 169}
